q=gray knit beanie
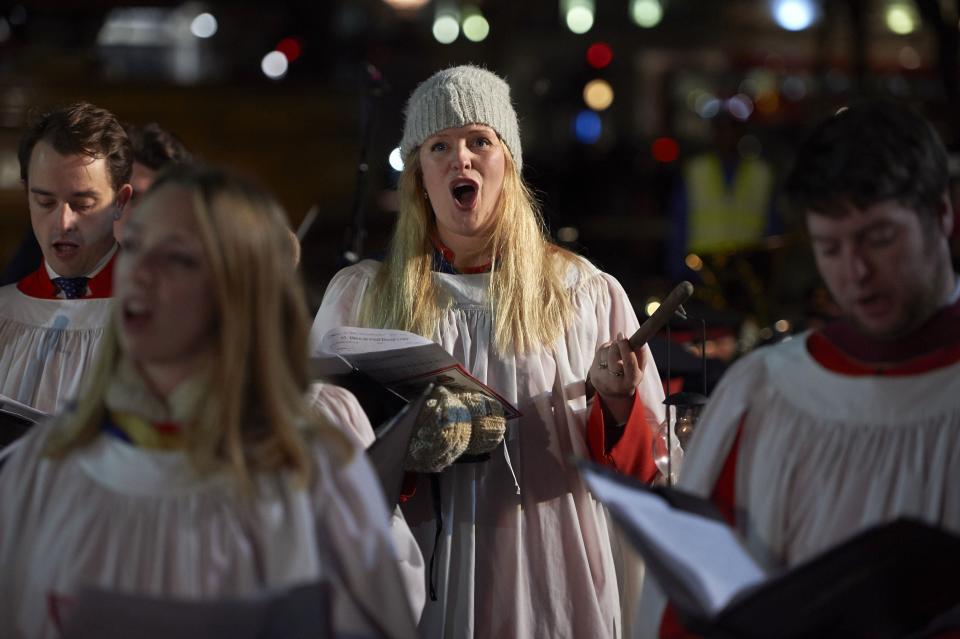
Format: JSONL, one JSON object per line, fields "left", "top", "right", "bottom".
{"left": 400, "top": 65, "right": 522, "bottom": 170}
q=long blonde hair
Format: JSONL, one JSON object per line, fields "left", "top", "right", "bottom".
{"left": 47, "top": 165, "right": 349, "bottom": 488}
{"left": 359, "top": 145, "right": 579, "bottom": 353}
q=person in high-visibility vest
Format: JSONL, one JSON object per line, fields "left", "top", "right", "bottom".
{"left": 668, "top": 115, "right": 778, "bottom": 278}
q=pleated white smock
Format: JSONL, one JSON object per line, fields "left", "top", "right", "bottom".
{"left": 633, "top": 332, "right": 960, "bottom": 638}
{"left": 311, "top": 258, "right": 666, "bottom": 639}
{"left": 307, "top": 381, "right": 428, "bottom": 622}
{"left": 0, "top": 383, "right": 419, "bottom": 639}
{"left": 0, "top": 284, "right": 111, "bottom": 414}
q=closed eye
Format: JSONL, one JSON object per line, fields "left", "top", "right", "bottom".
{"left": 863, "top": 225, "right": 898, "bottom": 247}
{"left": 813, "top": 241, "right": 840, "bottom": 258}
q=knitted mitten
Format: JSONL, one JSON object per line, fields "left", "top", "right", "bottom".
{"left": 459, "top": 391, "right": 506, "bottom": 456}
{"left": 404, "top": 385, "right": 473, "bottom": 473}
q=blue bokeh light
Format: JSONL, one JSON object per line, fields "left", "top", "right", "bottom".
{"left": 573, "top": 110, "right": 602, "bottom": 144}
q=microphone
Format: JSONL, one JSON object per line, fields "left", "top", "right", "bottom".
{"left": 629, "top": 281, "right": 694, "bottom": 349}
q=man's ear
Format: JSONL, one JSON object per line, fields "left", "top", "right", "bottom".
{"left": 936, "top": 190, "right": 954, "bottom": 238}
{"left": 115, "top": 184, "right": 134, "bottom": 218}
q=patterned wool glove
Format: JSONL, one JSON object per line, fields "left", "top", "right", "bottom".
{"left": 404, "top": 385, "right": 473, "bottom": 473}
{"left": 459, "top": 392, "right": 506, "bottom": 456}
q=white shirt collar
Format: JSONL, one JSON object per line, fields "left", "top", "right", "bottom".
{"left": 45, "top": 243, "right": 117, "bottom": 281}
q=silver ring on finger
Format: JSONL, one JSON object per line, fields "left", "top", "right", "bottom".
{"left": 611, "top": 370, "right": 624, "bottom": 377}
{"left": 598, "top": 360, "right": 608, "bottom": 369}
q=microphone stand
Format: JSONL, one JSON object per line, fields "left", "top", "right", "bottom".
{"left": 339, "top": 63, "right": 388, "bottom": 267}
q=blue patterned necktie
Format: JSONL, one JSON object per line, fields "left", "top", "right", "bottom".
{"left": 51, "top": 276, "right": 90, "bottom": 299}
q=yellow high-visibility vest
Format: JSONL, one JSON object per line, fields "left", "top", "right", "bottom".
{"left": 685, "top": 153, "right": 772, "bottom": 255}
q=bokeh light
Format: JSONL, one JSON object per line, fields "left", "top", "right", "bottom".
{"left": 463, "top": 14, "right": 490, "bottom": 41}
{"left": 726, "top": 93, "right": 754, "bottom": 121}
{"left": 583, "top": 79, "right": 614, "bottom": 111}
{"left": 261, "top": 51, "right": 288, "bottom": 80}
{"left": 886, "top": 3, "right": 916, "bottom": 34}
{"left": 651, "top": 137, "right": 679, "bottom": 163}
{"left": 565, "top": 0, "right": 595, "bottom": 34}
{"left": 388, "top": 147, "right": 404, "bottom": 172}
{"left": 772, "top": 0, "right": 817, "bottom": 31}
{"left": 433, "top": 14, "right": 459, "bottom": 43}
{"left": 630, "top": 0, "right": 663, "bottom": 28}
{"left": 586, "top": 42, "right": 613, "bottom": 69}
{"left": 573, "top": 110, "right": 602, "bottom": 144}
{"left": 190, "top": 13, "right": 217, "bottom": 38}
{"left": 276, "top": 37, "right": 302, "bottom": 62}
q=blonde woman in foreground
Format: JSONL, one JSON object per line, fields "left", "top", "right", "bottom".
{"left": 0, "top": 165, "right": 418, "bottom": 639}
{"left": 311, "top": 65, "right": 667, "bottom": 639}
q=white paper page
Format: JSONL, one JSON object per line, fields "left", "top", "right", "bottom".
{"left": 583, "top": 467, "right": 766, "bottom": 614}
{"left": 0, "top": 393, "right": 48, "bottom": 424}
{"left": 316, "top": 327, "right": 434, "bottom": 356}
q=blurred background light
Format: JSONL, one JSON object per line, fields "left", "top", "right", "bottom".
{"left": 583, "top": 79, "right": 614, "bottom": 110}
{"left": 261, "top": 50, "right": 288, "bottom": 79}
{"left": 557, "top": 226, "right": 580, "bottom": 242}
{"left": 388, "top": 147, "right": 404, "bottom": 172}
{"left": 189, "top": 12, "right": 217, "bottom": 38}
{"left": 563, "top": 0, "right": 595, "bottom": 34}
{"left": 573, "top": 109, "right": 602, "bottom": 144}
{"left": 433, "top": 13, "right": 460, "bottom": 43}
{"left": 772, "top": 0, "right": 817, "bottom": 31}
{"left": 685, "top": 254, "right": 703, "bottom": 271}
{"left": 382, "top": 0, "right": 430, "bottom": 9}
{"left": 586, "top": 42, "right": 613, "bottom": 69}
{"left": 651, "top": 137, "right": 679, "bottom": 163}
{"left": 462, "top": 12, "right": 490, "bottom": 42}
{"left": 645, "top": 299, "right": 661, "bottom": 316}
{"left": 885, "top": 2, "right": 917, "bottom": 34}
{"left": 276, "top": 36, "right": 302, "bottom": 61}
{"left": 898, "top": 45, "right": 921, "bottom": 69}
{"left": 694, "top": 92, "right": 721, "bottom": 118}
{"left": 726, "top": 93, "right": 754, "bottom": 120}
{"left": 781, "top": 75, "right": 807, "bottom": 100}
{"left": 630, "top": 0, "right": 663, "bottom": 28}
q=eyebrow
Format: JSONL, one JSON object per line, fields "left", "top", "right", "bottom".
{"left": 29, "top": 187, "right": 101, "bottom": 199}
{"left": 809, "top": 220, "right": 896, "bottom": 243}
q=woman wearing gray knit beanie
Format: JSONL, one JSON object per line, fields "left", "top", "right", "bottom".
{"left": 312, "top": 64, "right": 666, "bottom": 638}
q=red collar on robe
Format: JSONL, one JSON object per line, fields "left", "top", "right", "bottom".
{"left": 807, "top": 296, "right": 960, "bottom": 376}
{"left": 430, "top": 234, "right": 494, "bottom": 274}
{"left": 16, "top": 253, "right": 116, "bottom": 300}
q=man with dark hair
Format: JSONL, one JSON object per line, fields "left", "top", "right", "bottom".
{"left": 0, "top": 102, "right": 132, "bottom": 413}
{"left": 122, "top": 121, "right": 192, "bottom": 220}
{"left": 636, "top": 100, "right": 959, "bottom": 638}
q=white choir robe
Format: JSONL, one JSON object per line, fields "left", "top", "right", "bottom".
{"left": 633, "top": 329, "right": 960, "bottom": 639}
{"left": 307, "top": 381, "right": 428, "bottom": 622}
{"left": 311, "top": 258, "right": 666, "bottom": 639}
{"left": 0, "top": 256, "right": 115, "bottom": 414}
{"left": 0, "top": 398, "right": 420, "bottom": 639}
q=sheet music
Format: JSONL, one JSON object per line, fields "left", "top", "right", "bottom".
{"left": 582, "top": 465, "right": 765, "bottom": 615}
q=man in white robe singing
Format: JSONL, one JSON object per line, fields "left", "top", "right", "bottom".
{"left": 637, "top": 99, "right": 960, "bottom": 638}
{"left": 0, "top": 103, "right": 132, "bottom": 413}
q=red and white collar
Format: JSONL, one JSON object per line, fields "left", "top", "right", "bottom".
{"left": 16, "top": 244, "right": 117, "bottom": 300}
{"left": 808, "top": 288, "right": 960, "bottom": 376}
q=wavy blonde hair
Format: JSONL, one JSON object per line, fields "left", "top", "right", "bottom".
{"left": 47, "top": 166, "right": 350, "bottom": 488}
{"left": 359, "top": 144, "right": 580, "bottom": 353}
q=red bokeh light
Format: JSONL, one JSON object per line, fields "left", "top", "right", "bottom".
{"left": 651, "top": 137, "right": 680, "bottom": 163}
{"left": 586, "top": 42, "right": 613, "bottom": 69}
{"left": 276, "top": 37, "right": 302, "bottom": 62}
